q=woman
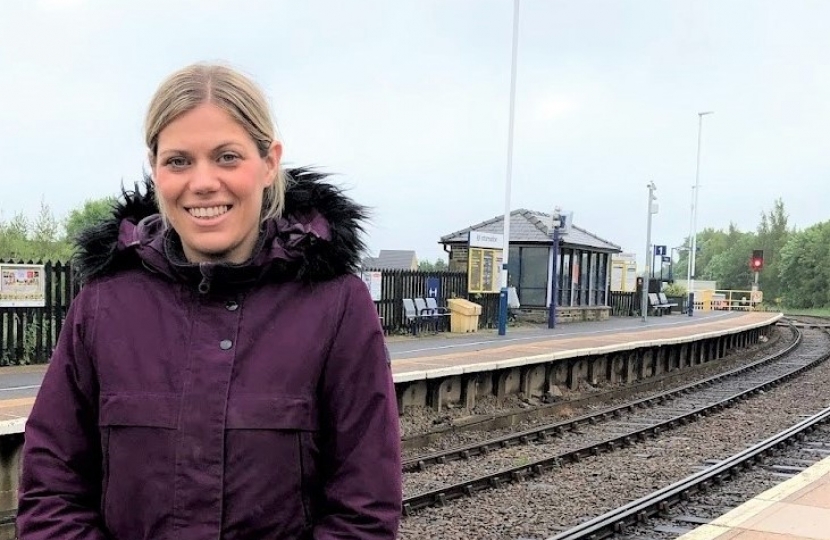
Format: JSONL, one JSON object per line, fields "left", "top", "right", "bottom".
{"left": 17, "top": 63, "right": 402, "bottom": 540}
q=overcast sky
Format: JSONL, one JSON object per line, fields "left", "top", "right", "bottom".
{"left": 2, "top": 0, "right": 828, "bottom": 265}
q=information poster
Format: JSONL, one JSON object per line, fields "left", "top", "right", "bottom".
{"left": 0, "top": 263, "right": 46, "bottom": 307}
{"left": 468, "top": 248, "right": 502, "bottom": 293}
{"left": 360, "top": 271, "right": 382, "bottom": 301}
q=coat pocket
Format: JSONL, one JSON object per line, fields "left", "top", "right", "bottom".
{"left": 98, "top": 393, "right": 179, "bottom": 537}
{"left": 224, "top": 395, "right": 317, "bottom": 430}
{"left": 223, "top": 396, "right": 319, "bottom": 536}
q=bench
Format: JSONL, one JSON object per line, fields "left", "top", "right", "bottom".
{"left": 425, "top": 297, "right": 451, "bottom": 332}
{"left": 403, "top": 298, "right": 433, "bottom": 335}
{"left": 648, "top": 293, "right": 673, "bottom": 316}
{"left": 658, "top": 292, "right": 679, "bottom": 314}
{"left": 403, "top": 297, "right": 452, "bottom": 335}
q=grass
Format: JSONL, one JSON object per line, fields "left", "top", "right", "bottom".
{"left": 781, "top": 307, "right": 830, "bottom": 317}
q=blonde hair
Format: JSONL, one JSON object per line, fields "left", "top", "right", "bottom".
{"left": 145, "top": 62, "right": 287, "bottom": 223}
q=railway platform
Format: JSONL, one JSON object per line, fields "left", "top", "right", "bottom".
{"left": 390, "top": 311, "right": 782, "bottom": 409}
{"left": 390, "top": 311, "right": 782, "bottom": 382}
{"left": 679, "top": 454, "right": 830, "bottom": 540}
{"left": 0, "top": 311, "right": 783, "bottom": 429}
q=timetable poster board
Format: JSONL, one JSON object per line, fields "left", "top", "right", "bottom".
{"left": 468, "top": 248, "right": 502, "bottom": 293}
{"left": 361, "top": 271, "right": 383, "bottom": 301}
{"left": 0, "top": 263, "right": 46, "bottom": 307}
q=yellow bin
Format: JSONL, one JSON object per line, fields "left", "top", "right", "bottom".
{"left": 447, "top": 298, "right": 482, "bottom": 333}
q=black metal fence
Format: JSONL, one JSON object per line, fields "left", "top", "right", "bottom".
{"left": 2, "top": 260, "right": 639, "bottom": 363}
{"left": 609, "top": 291, "right": 638, "bottom": 317}
{"left": 1, "top": 260, "right": 79, "bottom": 365}
{"left": 367, "top": 269, "right": 462, "bottom": 333}
{"left": 364, "top": 268, "right": 506, "bottom": 334}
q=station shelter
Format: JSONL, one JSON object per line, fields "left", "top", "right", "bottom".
{"left": 439, "top": 209, "right": 623, "bottom": 322}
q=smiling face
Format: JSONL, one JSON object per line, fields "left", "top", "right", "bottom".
{"left": 151, "top": 102, "right": 282, "bottom": 264}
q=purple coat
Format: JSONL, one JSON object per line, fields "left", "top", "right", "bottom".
{"left": 17, "top": 168, "right": 402, "bottom": 539}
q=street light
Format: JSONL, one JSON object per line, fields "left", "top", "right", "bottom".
{"left": 498, "top": 0, "right": 521, "bottom": 336}
{"left": 641, "top": 181, "right": 657, "bottom": 323}
{"left": 686, "top": 111, "right": 713, "bottom": 316}
{"left": 548, "top": 207, "right": 561, "bottom": 329}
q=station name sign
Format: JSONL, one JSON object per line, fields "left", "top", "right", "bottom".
{"left": 468, "top": 231, "right": 504, "bottom": 250}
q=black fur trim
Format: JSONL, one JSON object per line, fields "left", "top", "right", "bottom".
{"left": 72, "top": 166, "right": 370, "bottom": 285}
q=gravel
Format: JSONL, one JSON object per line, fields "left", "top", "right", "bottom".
{"left": 397, "top": 328, "right": 830, "bottom": 540}
{"left": 620, "top": 422, "right": 830, "bottom": 539}
{"left": 401, "top": 326, "right": 791, "bottom": 455}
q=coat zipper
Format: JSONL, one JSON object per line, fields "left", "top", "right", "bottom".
{"left": 198, "top": 263, "right": 211, "bottom": 295}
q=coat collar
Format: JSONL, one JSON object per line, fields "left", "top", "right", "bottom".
{"left": 72, "top": 167, "right": 370, "bottom": 289}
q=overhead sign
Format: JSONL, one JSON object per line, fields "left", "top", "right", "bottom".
{"left": 468, "top": 231, "right": 504, "bottom": 250}
{"left": 0, "top": 263, "right": 46, "bottom": 307}
{"left": 555, "top": 211, "right": 573, "bottom": 233}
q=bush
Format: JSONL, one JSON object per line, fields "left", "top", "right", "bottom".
{"left": 662, "top": 283, "right": 686, "bottom": 297}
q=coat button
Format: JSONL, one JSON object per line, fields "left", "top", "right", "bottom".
{"left": 225, "top": 300, "right": 239, "bottom": 311}
{"left": 220, "top": 339, "right": 233, "bottom": 350}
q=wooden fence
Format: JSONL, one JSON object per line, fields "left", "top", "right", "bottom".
{"left": 1, "top": 260, "right": 79, "bottom": 366}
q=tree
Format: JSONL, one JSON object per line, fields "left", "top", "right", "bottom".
{"left": 702, "top": 228, "right": 754, "bottom": 290}
{"left": 755, "top": 198, "right": 791, "bottom": 303}
{"left": 418, "top": 259, "right": 448, "bottom": 272}
{"left": 778, "top": 221, "right": 830, "bottom": 308}
{"left": 0, "top": 212, "right": 31, "bottom": 260}
{"left": 64, "top": 196, "right": 117, "bottom": 243}
{"left": 0, "top": 203, "right": 72, "bottom": 262}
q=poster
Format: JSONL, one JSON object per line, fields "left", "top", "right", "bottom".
{"left": 0, "top": 263, "right": 46, "bottom": 307}
{"left": 468, "top": 248, "right": 502, "bottom": 293}
{"left": 361, "top": 271, "right": 382, "bottom": 301}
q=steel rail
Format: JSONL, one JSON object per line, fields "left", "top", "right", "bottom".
{"left": 547, "top": 403, "right": 830, "bottom": 540}
{"left": 404, "top": 325, "right": 801, "bottom": 473}
{"left": 402, "top": 326, "right": 829, "bottom": 515}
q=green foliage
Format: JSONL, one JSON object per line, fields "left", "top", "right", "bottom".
{"left": 701, "top": 225, "right": 754, "bottom": 290}
{"left": 418, "top": 258, "right": 448, "bottom": 272}
{"left": 669, "top": 199, "right": 825, "bottom": 308}
{"left": 755, "top": 198, "right": 791, "bottom": 303}
{"left": 778, "top": 221, "right": 830, "bottom": 308}
{"left": 662, "top": 283, "right": 686, "bottom": 297}
{"left": 0, "top": 200, "right": 73, "bottom": 262}
{"left": 65, "top": 197, "right": 117, "bottom": 243}
{"left": 0, "top": 195, "right": 116, "bottom": 263}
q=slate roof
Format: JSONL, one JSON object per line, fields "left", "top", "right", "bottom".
{"left": 362, "top": 249, "right": 418, "bottom": 270}
{"left": 439, "top": 209, "right": 622, "bottom": 252}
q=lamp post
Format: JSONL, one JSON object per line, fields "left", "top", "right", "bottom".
{"left": 686, "top": 111, "right": 713, "bottom": 316}
{"left": 548, "top": 207, "right": 561, "bottom": 329}
{"left": 498, "top": 0, "right": 521, "bottom": 336}
{"left": 641, "top": 181, "right": 657, "bottom": 323}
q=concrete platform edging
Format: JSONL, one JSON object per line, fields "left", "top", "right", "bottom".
{"left": 393, "top": 313, "right": 783, "bottom": 384}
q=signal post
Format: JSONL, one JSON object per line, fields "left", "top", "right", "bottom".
{"left": 750, "top": 250, "right": 764, "bottom": 307}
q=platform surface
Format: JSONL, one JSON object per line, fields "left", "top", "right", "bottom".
{"left": 678, "top": 454, "right": 830, "bottom": 540}
{"left": 0, "top": 311, "right": 783, "bottom": 434}
{"left": 391, "top": 311, "right": 782, "bottom": 383}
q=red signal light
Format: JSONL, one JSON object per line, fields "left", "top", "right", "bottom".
{"left": 750, "top": 250, "right": 764, "bottom": 271}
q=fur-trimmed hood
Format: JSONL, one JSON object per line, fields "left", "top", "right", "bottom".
{"left": 72, "top": 167, "right": 369, "bottom": 291}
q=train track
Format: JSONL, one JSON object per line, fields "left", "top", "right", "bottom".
{"left": 547, "top": 404, "right": 830, "bottom": 540}
{"left": 404, "top": 325, "right": 801, "bottom": 474}
{"left": 402, "top": 326, "right": 830, "bottom": 515}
